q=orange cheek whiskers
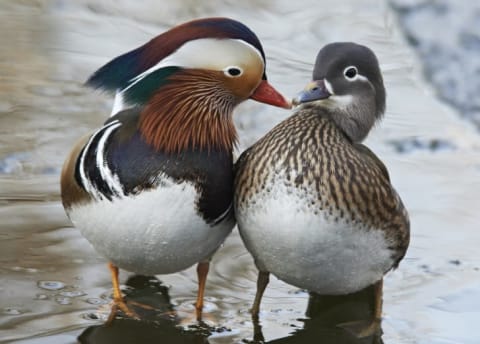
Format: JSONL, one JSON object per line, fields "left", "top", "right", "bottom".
{"left": 139, "top": 70, "right": 237, "bottom": 154}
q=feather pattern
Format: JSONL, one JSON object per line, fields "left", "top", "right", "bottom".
{"left": 139, "top": 69, "right": 238, "bottom": 153}
{"left": 235, "top": 109, "right": 410, "bottom": 268}
{"left": 71, "top": 107, "right": 234, "bottom": 224}
{"left": 86, "top": 17, "right": 266, "bottom": 92}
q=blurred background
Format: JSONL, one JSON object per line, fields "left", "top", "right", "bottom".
{"left": 1, "top": 1, "right": 479, "bottom": 343}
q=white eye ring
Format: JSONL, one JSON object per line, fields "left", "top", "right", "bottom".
{"left": 224, "top": 66, "right": 243, "bottom": 77}
{"left": 343, "top": 66, "right": 358, "bottom": 81}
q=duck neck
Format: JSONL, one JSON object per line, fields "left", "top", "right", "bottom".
{"left": 139, "top": 70, "right": 238, "bottom": 154}
{"left": 304, "top": 96, "right": 378, "bottom": 143}
{"left": 329, "top": 104, "right": 376, "bottom": 143}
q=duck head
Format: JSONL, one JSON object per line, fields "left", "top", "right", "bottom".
{"left": 87, "top": 17, "right": 290, "bottom": 153}
{"left": 292, "top": 42, "right": 385, "bottom": 142}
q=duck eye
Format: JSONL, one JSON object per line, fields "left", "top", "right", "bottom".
{"left": 225, "top": 67, "right": 243, "bottom": 77}
{"left": 344, "top": 66, "right": 358, "bottom": 80}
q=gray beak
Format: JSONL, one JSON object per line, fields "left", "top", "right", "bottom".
{"left": 292, "top": 80, "right": 331, "bottom": 106}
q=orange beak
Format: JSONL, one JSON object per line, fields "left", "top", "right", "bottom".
{"left": 249, "top": 80, "right": 292, "bottom": 109}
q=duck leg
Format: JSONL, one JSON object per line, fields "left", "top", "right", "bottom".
{"left": 195, "top": 261, "right": 210, "bottom": 321}
{"left": 337, "top": 279, "right": 383, "bottom": 338}
{"left": 367, "top": 278, "right": 383, "bottom": 334}
{"left": 106, "top": 262, "right": 140, "bottom": 323}
{"left": 252, "top": 316, "right": 266, "bottom": 343}
{"left": 251, "top": 270, "right": 270, "bottom": 319}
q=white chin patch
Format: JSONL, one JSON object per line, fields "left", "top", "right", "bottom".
{"left": 329, "top": 94, "right": 354, "bottom": 108}
{"left": 323, "top": 79, "right": 353, "bottom": 108}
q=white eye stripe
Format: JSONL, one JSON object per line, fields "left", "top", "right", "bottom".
{"left": 324, "top": 79, "right": 335, "bottom": 94}
{"left": 358, "top": 74, "right": 368, "bottom": 81}
{"left": 122, "top": 38, "right": 263, "bottom": 93}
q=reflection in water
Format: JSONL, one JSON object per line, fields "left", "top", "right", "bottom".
{"left": 80, "top": 319, "right": 210, "bottom": 344}
{"left": 260, "top": 285, "right": 383, "bottom": 344}
{"left": 78, "top": 275, "right": 211, "bottom": 344}
{"left": 79, "top": 276, "right": 382, "bottom": 344}
{"left": 264, "top": 323, "right": 382, "bottom": 344}
{"left": 3, "top": 1, "right": 480, "bottom": 343}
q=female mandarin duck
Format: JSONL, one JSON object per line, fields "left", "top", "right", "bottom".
{"left": 60, "top": 17, "right": 290, "bottom": 321}
{"left": 234, "top": 42, "right": 410, "bottom": 336}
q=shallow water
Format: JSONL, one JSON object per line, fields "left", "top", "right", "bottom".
{"left": 1, "top": 1, "right": 480, "bottom": 343}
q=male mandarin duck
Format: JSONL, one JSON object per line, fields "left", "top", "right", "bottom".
{"left": 60, "top": 17, "right": 290, "bottom": 321}
{"left": 234, "top": 42, "right": 410, "bottom": 336}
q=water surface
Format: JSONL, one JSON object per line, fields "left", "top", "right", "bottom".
{"left": 1, "top": 1, "right": 479, "bottom": 343}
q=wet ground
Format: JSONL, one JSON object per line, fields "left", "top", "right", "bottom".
{"left": 1, "top": 1, "right": 480, "bottom": 343}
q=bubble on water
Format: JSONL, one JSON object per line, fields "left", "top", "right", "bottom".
{"left": 35, "top": 293, "right": 49, "bottom": 300}
{"left": 100, "top": 291, "right": 113, "bottom": 301}
{"left": 37, "top": 280, "right": 65, "bottom": 291}
{"left": 81, "top": 312, "right": 99, "bottom": 320}
{"left": 55, "top": 296, "right": 72, "bottom": 305}
{"left": 59, "top": 290, "right": 86, "bottom": 298}
{"left": 3, "top": 307, "right": 22, "bottom": 315}
{"left": 85, "top": 298, "right": 108, "bottom": 305}
{"left": 3, "top": 308, "right": 21, "bottom": 315}
{"left": 83, "top": 310, "right": 110, "bottom": 321}
{"left": 176, "top": 300, "right": 195, "bottom": 312}
{"left": 200, "top": 301, "right": 218, "bottom": 313}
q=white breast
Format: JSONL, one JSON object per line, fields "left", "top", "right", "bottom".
{"left": 69, "top": 179, "right": 234, "bottom": 275}
{"left": 236, "top": 173, "right": 394, "bottom": 295}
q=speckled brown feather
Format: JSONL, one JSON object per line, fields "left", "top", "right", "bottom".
{"left": 234, "top": 108, "right": 410, "bottom": 267}
{"left": 60, "top": 134, "right": 94, "bottom": 209}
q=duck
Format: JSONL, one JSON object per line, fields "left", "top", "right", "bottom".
{"left": 60, "top": 17, "right": 291, "bottom": 322}
{"left": 234, "top": 42, "right": 410, "bottom": 336}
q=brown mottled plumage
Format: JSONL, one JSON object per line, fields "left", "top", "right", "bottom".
{"left": 234, "top": 42, "right": 410, "bottom": 337}
{"left": 235, "top": 108, "right": 409, "bottom": 265}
